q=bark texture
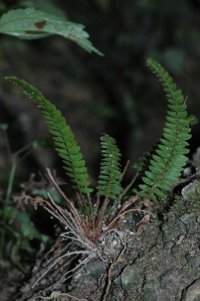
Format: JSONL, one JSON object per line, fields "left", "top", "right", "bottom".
{"left": 17, "top": 209, "right": 200, "bottom": 301}
{"left": 68, "top": 212, "right": 200, "bottom": 301}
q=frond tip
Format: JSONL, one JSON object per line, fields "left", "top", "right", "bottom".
{"left": 138, "top": 58, "right": 196, "bottom": 202}
{"left": 97, "top": 134, "right": 123, "bottom": 200}
{"left": 5, "top": 76, "right": 93, "bottom": 196}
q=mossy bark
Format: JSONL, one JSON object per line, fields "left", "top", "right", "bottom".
{"left": 17, "top": 209, "right": 200, "bottom": 301}
{"left": 65, "top": 211, "right": 200, "bottom": 301}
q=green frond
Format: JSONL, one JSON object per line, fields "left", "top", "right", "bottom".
{"left": 5, "top": 76, "right": 93, "bottom": 196}
{"left": 97, "top": 134, "right": 123, "bottom": 200}
{"left": 138, "top": 58, "right": 195, "bottom": 202}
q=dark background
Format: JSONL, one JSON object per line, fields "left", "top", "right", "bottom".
{"left": 1, "top": 0, "right": 200, "bottom": 187}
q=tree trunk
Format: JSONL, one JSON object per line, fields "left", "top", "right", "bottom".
{"left": 17, "top": 206, "right": 200, "bottom": 301}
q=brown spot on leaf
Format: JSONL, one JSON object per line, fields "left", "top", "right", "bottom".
{"left": 34, "top": 20, "right": 47, "bottom": 29}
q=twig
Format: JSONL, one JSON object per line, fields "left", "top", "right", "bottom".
{"left": 101, "top": 241, "right": 126, "bottom": 301}
{"left": 120, "top": 160, "right": 130, "bottom": 183}
{"left": 36, "top": 290, "right": 88, "bottom": 300}
{"left": 32, "top": 250, "right": 90, "bottom": 289}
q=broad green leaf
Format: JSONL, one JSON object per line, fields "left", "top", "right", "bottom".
{"left": 0, "top": 7, "right": 103, "bottom": 55}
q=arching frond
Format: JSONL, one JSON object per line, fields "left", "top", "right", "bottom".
{"left": 5, "top": 76, "right": 93, "bottom": 197}
{"left": 138, "top": 58, "right": 195, "bottom": 202}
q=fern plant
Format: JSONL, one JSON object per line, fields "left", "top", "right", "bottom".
{"left": 97, "top": 135, "right": 122, "bottom": 201}
{"left": 5, "top": 58, "right": 196, "bottom": 288}
{"left": 138, "top": 58, "right": 196, "bottom": 202}
{"left": 5, "top": 58, "right": 196, "bottom": 244}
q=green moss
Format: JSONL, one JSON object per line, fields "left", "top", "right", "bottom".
{"left": 172, "top": 181, "right": 200, "bottom": 214}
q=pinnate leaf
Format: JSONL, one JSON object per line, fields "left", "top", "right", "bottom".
{"left": 5, "top": 76, "right": 93, "bottom": 196}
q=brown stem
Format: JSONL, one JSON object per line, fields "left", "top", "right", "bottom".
{"left": 46, "top": 168, "right": 83, "bottom": 227}
{"left": 95, "top": 197, "right": 110, "bottom": 232}
{"left": 120, "top": 160, "right": 130, "bottom": 183}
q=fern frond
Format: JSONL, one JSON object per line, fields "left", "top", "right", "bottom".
{"left": 138, "top": 58, "right": 194, "bottom": 202}
{"left": 97, "top": 134, "right": 123, "bottom": 200}
{"left": 5, "top": 76, "right": 93, "bottom": 196}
